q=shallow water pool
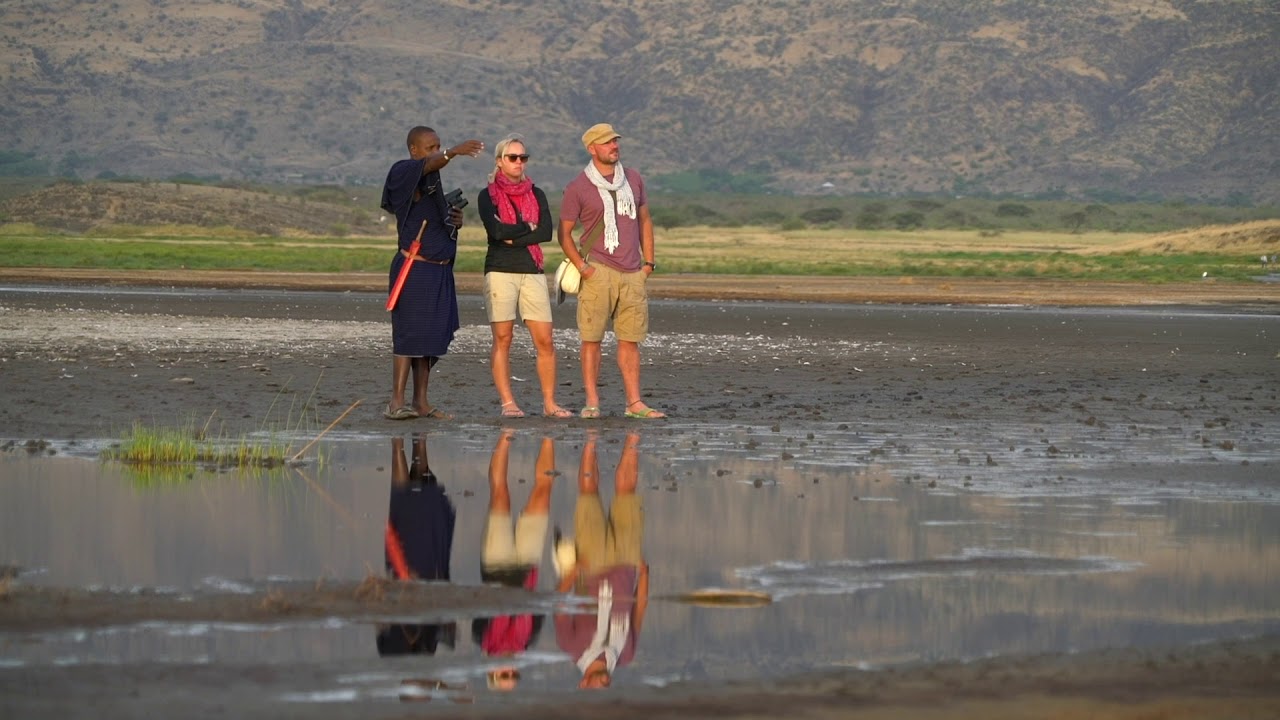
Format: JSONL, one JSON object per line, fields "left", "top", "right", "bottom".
{"left": 2, "top": 423, "right": 1278, "bottom": 705}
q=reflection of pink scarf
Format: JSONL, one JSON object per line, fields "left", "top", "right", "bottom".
{"left": 480, "top": 568, "right": 539, "bottom": 655}
{"left": 488, "top": 174, "right": 543, "bottom": 270}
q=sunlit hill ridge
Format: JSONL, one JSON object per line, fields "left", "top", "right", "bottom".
{"left": 1, "top": 0, "right": 1276, "bottom": 202}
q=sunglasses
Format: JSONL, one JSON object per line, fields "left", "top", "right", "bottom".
{"left": 503, "top": 154, "right": 530, "bottom": 162}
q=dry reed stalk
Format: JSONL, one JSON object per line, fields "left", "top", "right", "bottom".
{"left": 355, "top": 574, "right": 390, "bottom": 602}
{"left": 260, "top": 588, "right": 297, "bottom": 613}
{"left": 293, "top": 466, "right": 360, "bottom": 531}
{"left": 198, "top": 408, "right": 217, "bottom": 440}
{"left": 290, "top": 398, "right": 362, "bottom": 462}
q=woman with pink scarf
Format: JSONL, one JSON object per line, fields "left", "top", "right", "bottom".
{"left": 477, "top": 135, "right": 573, "bottom": 418}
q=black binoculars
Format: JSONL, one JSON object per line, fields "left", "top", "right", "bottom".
{"left": 444, "top": 188, "right": 468, "bottom": 210}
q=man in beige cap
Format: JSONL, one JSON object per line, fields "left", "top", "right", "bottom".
{"left": 558, "top": 124, "right": 666, "bottom": 419}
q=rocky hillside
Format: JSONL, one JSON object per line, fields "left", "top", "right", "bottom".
{"left": 1, "top": 0, "right": 1276, "bottom": 202}
{"left": 3, "top": 180, "right": 378, "bottom": 236}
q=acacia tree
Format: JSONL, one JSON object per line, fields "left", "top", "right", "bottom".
{"left": 1061, "top": 210, "right": 1088, "bottom": 233}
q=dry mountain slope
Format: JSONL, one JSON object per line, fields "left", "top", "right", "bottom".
{"left": 0, "top": 0, "right": 1276, "bottom": 201}
{"left": 1096, "top": 219, "right": 1280, "bottom": 256}
{"left": 2, "top": 181, "right": 379, "bottom": 236}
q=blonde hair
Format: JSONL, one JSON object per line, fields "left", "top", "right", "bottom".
{"left": 487, "top": 134, "right": 528, "bottom": 183}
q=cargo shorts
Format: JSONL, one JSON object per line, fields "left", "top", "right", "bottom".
{"left": 576, "top": 263, "right": 648, "bottom": 343}
{"left": 573, "top": 492, "right": 643, "bottom": 570}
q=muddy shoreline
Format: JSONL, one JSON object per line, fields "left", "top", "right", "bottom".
{"left": 4, "top": 266, "right": 1280, "bottom": 306}
{"left": 2, "top": 271, "right": 1279, "bottom": 718}
{"left": 4, "top": 569, "right": 1278, "bottom": 719}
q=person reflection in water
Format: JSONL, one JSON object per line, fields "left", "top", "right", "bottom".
{"left": 377, "top": 433, "right": 458, "bottom": 657}
{"left": 472, "top": 429, "right": 556, "bottom": 691}
{"left": 554, "top": 431, "right": 649, "bottom": 690}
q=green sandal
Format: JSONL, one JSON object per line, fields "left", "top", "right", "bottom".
{"left": 624, "top": 401, "right": 666, "bottom": 419}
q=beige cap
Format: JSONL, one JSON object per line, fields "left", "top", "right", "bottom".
{"left": 581, "top": 123, "right": 621, "bottom": 149}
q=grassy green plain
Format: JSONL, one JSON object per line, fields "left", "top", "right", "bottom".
{"left": 2, "top": 177, "right": 1276, "bottom": 283}
{"left": 2, "top": 220, "right": 1275, "bottom": 284}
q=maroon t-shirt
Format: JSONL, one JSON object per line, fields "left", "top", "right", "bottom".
{"left": 560, "top": 167, "right": 647, "bottom": 273}
{"left": 553, "top": 565, "right": 640, "bottom": 668}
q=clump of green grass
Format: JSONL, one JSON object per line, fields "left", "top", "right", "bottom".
{"left": 104, "top": 420, "right": 289, "bottom": 468}
{"left": 116, "top": 457, "right": 293, "bottom": 489}
{"left": 103, "top": 376, "right": 343, "bottom": 484}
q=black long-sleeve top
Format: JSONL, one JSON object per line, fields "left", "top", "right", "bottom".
{"left": 477, "top": 185, "right": 554, "bottom": 275}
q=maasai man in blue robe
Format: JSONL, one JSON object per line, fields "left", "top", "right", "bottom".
{"left": 380, "top": 126, "right": 483, "bottom": 420}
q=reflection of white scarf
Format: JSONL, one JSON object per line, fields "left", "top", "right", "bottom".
{"left": 575, "top": 580, "right": 630, "bottom": 674}
{"left": 584, "top": 162, "right": 636, "bottom": 255}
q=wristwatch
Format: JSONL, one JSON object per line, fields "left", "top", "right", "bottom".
{"left": 643, "top": 261, "right": 656, "bottom": 270}
{"left": 441, "top": 148, "right": 450, "bottom": 161}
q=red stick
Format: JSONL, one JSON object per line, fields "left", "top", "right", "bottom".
{"left": 386, "top": 220, "right": 427, "bottom": 311}
{"left": 385, "top": 522, "right": 411, "bottom": 579}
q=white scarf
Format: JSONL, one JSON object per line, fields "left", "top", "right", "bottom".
{"left": 575, "top": 580, "right": 630, "bottom": 674}
{"left": 584, "top": 162, "right": 636, "bottom": 255}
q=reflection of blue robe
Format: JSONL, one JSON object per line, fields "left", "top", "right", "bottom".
{"left": 385, "top": 477, "right": 455, "bottom": 581}
{"left": 377, "top": 470, "right": 458, "bottom": 658}
{"left": 381, "top": 159, "right": 459, "bottom": 357}
{"left": 377, "top": 621, "right": 457, "bottom": 656}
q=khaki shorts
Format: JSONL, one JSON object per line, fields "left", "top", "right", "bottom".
{"left": 482, "top": 511, "right": 550, "bottom": 570}
{"left": 485, "top": 272, "right": 553, "bottom": 324}
{"left": 576, "top": 263, "right": 648, "bottom": 343}
{"left": 573, "top": 493, "right": 643, "bottom": 570}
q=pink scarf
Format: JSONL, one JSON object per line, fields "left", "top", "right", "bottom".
{"left": 488, "top": 174, "right": 543, "bottom": 270}
{"left": 480, "top": 568, "right": 539, "bottom": 656}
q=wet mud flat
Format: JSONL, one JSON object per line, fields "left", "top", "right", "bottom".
{"left": 1, "top": 278, "right": 1279, "bottom": 718}
{"left": 2, "top": 635, "right": 1277, "bottom": 719}
{"left": 1, "top": 278, "right": 1277, "bottom": 443}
